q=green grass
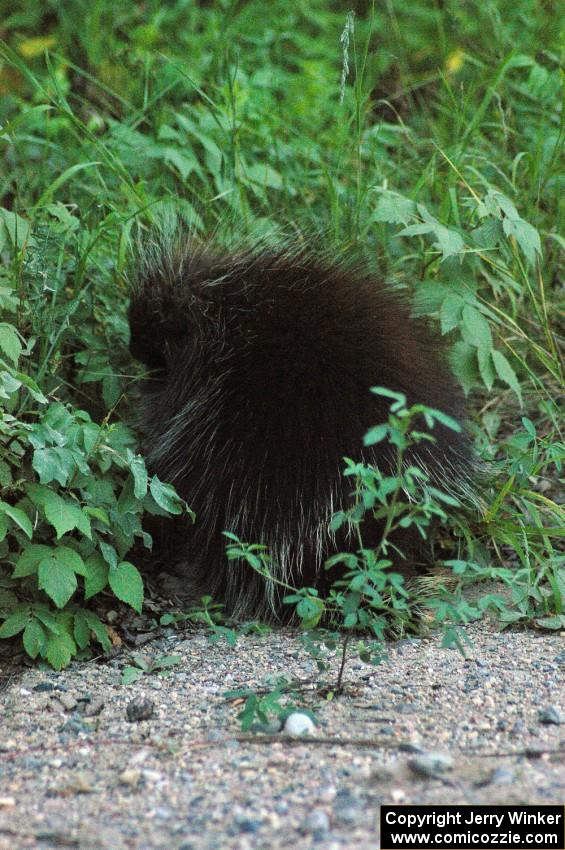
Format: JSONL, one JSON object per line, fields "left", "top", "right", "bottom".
{"left": 0, "top": 0, "right": 563, "bottom": 668}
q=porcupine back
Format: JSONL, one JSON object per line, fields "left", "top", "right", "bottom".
{"left": 128, "top": 234, "right": 474, "bottom": 618}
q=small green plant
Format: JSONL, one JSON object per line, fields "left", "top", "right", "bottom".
{"left": 121, "top": 651, "right": 182, "bottom": 685}
{"left": 225, "top": 673, "right": 308, "bottom": 732}
{"left": 224, "top": 390, "right": 471, "bottom": 710}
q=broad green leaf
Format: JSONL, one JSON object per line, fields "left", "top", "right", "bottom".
{"left": 46, "top": 496, "right": 91, "bottom": 539}
{"left": 122, "top": 666, "right": 145, "bottom": 684}
{"left": 0, "top": 502, "right": 32, "bottom": 538}
{"left": 99, "top": 541, "right": 118, "bottom": 569}
{"left": 0, "top": 609, "right": 30, "bottom": 637}
{"left": 440, "top": 293, "right": 464, "bottom": 334}
{"left": 0, "top": 370, "right": 21, "bottom": 398}
{"left": 0, "top": 323, "right": 22, "bottom": 364}
{"left": 149, "top": 476, "right": 185, "bottom": 515}
{"left": 363, "top": 424, "right": 389, "bottom": 446}
{"left": 0, "top": 514, "right": 7, "bottom": 542}
{"left": 461, "top": 305, "right": 492, "bottom": 350}
{"left": 73, "top": 610, "right": 91, "bottom": 650}
{"left": 23, "top": 618, "right": 46, "bottom": 658}
{"left": 84, "top": 553, "right": 109, "bottom": 599}
{"left": 12, "top": 371, "right": 47, "bottom": 402}
{"left": 83, "top": 610, "right": 112, "bottom": 651}
{"left": 477, "top": 346, "right": 495, "bottom": 391}
{"left": 32, "top": 606, "right": 64, "bottom": 633}
{"left": 14, "top": 544, "right": 53, "bottom": 577}
{"left": 449, "top": 340, "right": 479, "bottom": 394}
{"left": 0, "top": 208, "right": 30, "bottom": 248}
{"left": 535, "top": 615, "right": 565, "bottom": 630}
{"left": 372, "top": 190, "right": 416, "bottom": 225}
{"left": 45, "top": 631, "right": 76, "bottom": 670}
{"left": 38, "top": 550, "right": 83, "bottom": 608}
{"left": 32, "top": 447, "right": 75, "bottom": 486}
{"left": 399, "top": 206, "right": 465, "bottom": 258}
{"left": 108, "top": 561, "right": 144, "bottom": 613}
{"left": 492, "top": 350, "right": 523, "bottom": 405}
{"left": 82, "top": 422, "right": 101, "bottom": 454}
{"left": 502, "top": 217, "right": 541, "bottom": 265}
{"left": 83, "top": 506, "right": 110, "bottom": 525}
{"left": 127, "top": 451, "right": 148, "bottom": 499}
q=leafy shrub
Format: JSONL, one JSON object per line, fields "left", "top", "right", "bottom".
{"left": 0, "top": 215, "right": 189, "bottom": 669}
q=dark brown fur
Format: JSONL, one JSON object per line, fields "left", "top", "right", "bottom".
{"left": 128, "top": 239, "right": 473, "bottom": 618}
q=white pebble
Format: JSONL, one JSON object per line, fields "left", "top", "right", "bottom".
{"left": 284, "top": 713, "right": 315, "bottom": 737}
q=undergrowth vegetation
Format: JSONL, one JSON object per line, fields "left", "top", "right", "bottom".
{"left": 0, "top": 0, "right": 563, "bottom": 673}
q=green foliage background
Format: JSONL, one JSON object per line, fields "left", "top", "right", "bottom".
{"left": 0, "top": 0, "right": 563, "bottom": 667}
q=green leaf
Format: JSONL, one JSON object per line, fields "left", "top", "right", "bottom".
{"left": 492, "top": 350, "right": 523, "bottom": 405}
{"left": 27, "top": 486, "right": 92, "bottom": 540}
{"left": 23, "top": 618, "right": 46, "bottom": 658}
{"left": 449, "top": 340, "right": 479, "bottom": 394}
{"left": 399, "top": 206, "right": 465, "bottom": 258}
{"left": 372, "top": 189, "right": 416, "bottom": 225}
{"left": 99, "top": 540, "right": 118, "bottom": 569}
{"left": 84, "top": 553, "right": 109, "bottom": 599}
{"left": 32, "top": 447, "right": 76, "bottom": 486}
{"left": 83, "top": 506, "right": 110, "bottom": 525}
{"left": 149, "top": 476, "right": 185, "bottom": 515}
{"left": 128, "top": 451, "right": 148, "bottom": 499}
{"left": 33, "top": 606, "right": 64, "bottom": 634}
{"left": 83, "top": 610, "right": 112, "bottom": 652}
{"left": 14, "top": 544, "right": 53, "bottom": 577}
{"left": 38, "top": 550, "right": 82, "bottom": 608}
{"left": 477, "top": 347, "right": 495, "bottom": 391}
{"left": 12, "top": 371, "right": 48, "bottom": 402}
{"left": 0, "top": 208, "right": 30, "bottom": 249}
{"left": 0, "top": 323, "right": 22, "bottom": 364}
{"left": 108, "top": 561, "right": 144, "bottom": 613}
{"left": 461, "top": 305, "right": 492, "bottom": 350}
{"left": 0, "top": 502, "right": 32, "bottom": 538}
{"left": 155, "top": 654, "right": 182, "bottom": 669}
{"left": 502, "top": 217, "right": 541, "bottom": 265}
{"left": 122, "top": 666, "right": 145, "bottom": 685}
{"left": 363, "top": 424, "right": 388, "bottom": 446}
{"left": 535, "top": 615, "right": 565, "bottom": 630}
{"left": 0, "top": 513, "right": 7, "bottom": 542}
{"left": 73, "top": 610, "right": 92, "bottom": 650}
{"left": 440, "top": 293, "right": 464, "bottom": 334}
{"left": 0, "top": 609, "right": 30, "bottom": 637}
{"left": 81, "top": 422, "right": 101, "bottom": 454}
{"left": 45, "top": 631, "right": 76, "bottom": 670}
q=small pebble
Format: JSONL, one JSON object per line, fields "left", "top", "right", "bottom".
{"left": 284, "top": 713, "right": 315, "bottom": 736}
{"left": 408, "top": 751, "right": 454, "bottom": 778}
{"left": 488, "top": 767, "right": 515, "bottom": 786}
{"left": 119, "top": 768, "right": 142, "bottom": 787}
{"left": 538, "top": 706, "right": 564, "bottom": 725}
{"left": 126, "top": 697, "right": 155, "bottom": 722}
{"left": 303, "top": 808, "right": 330, "bottom": 836}
{"left": 53, "top": 693, "right": 78, "bottom": 712}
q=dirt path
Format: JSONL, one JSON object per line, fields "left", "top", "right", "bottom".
{"left": 1, "top": 621, "right": 564, "bottom": 850}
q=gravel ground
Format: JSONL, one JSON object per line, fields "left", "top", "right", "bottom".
{"left": 1, "top": 621, "right": 564, "bottom": 850}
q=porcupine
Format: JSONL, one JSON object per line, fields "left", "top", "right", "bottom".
{"left": 128, "top": 232, "right": 475, "bottom": 619}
